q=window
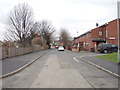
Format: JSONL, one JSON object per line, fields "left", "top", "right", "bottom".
{"left": 99, "top": 31, "right": 102, "bottom": 36}
{"left": 112, "top": 45, "right": 116, "bottom": 47}
{"left": 86, "top": 43, "right": 89, "bottom": 47}
{"left": 107, "top": 44, "right": 112, "bottom": 47}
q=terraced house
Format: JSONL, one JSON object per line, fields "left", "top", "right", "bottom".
{"left": 74, "top": 19, "right": 119, "bottom": 52}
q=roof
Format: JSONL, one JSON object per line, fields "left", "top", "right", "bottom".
{"left": 74, "top": 31, "right": 91, "bottom": 40}
{"left": 74, "top": 19, "right": 118, "bottom": 41}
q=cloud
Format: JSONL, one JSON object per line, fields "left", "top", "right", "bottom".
{"left": 0, "top": 0, "right": 117, "bottom": 40}
{"left": 0, "top": 23, "right": 7, "bottom": 41}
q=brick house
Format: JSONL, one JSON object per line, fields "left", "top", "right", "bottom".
{"left": 73, "top": 19, "right": 119, "bottom": 52}
{"left": 91, "top": 24, "right": 107, "bottom": 51}
{"left": 74, "top": 31, "right": 92, "bottom": 51}
{"left": 106, "top": 19, "right": 118, "bottom": 45}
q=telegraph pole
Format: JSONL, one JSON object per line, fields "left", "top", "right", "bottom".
{"left": 117, "top": 0, "right": 120, "bottom": 64}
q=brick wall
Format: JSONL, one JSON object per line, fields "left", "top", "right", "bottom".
{"left": 106, "top": 19, "right": 118, "bottom": 45}
{"left": 74, "top": 31, "right": 92, "bottom": 51}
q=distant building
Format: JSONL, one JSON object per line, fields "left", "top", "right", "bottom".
{"left": 54, "top": 41, "right": 64, "bottom": 46}
{"left": 31, "top": 34, "right": 48, "bottom": 50}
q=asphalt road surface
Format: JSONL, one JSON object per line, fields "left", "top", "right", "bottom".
{"left": 2, "top": 49, "right": 118, "bottom": 88}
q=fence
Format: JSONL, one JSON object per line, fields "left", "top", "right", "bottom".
{"left": 1, "top": 45, "right": 44, "bottom": 59}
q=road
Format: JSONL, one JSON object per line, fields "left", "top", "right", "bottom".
{"left": 2, "top": 49, "right": 118, "bottom": 88}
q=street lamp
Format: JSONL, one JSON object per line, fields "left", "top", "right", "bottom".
{"left": 117, "top": 0, "right": 120, "bottom": 64}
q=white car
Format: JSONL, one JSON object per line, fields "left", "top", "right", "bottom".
{"left": 58, "top": 46, "right": 64, "bottom": 51}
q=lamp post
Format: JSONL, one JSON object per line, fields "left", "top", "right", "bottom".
{"left": 117, "top": 0, "right": 120, "bottom": 64}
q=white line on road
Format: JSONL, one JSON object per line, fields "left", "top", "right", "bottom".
{"left": 73, "top": 57, "right": 79, "bottom": 62}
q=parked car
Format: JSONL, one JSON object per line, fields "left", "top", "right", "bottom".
{"left": 58, "top": 46, "right": 64, "bottom": 51}
{"left": 98, "top": 43, "right": 118, "bottom": 53}
{"left": 55, "top": 46, "right": 58, "bottom": 49}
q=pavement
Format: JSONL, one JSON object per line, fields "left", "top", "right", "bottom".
{"left": 1, "top": 49, "right": 119, "bottom": 88}
{"left": 1, "top": 50, "right": 46, "bottom": 75}
{"left": 81, "top": 56, "right": 119, "bottom": 75}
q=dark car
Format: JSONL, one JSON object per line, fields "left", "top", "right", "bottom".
{"left": 98, "top": 43, "right": 118, "bottom": 53}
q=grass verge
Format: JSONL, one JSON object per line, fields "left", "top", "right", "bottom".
{"left": 96, "top": 52, "right": 118, "bottom": 63}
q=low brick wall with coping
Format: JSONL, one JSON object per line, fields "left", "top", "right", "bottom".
{"left": 1, "top": 45, "right": 47, "bottom": 60}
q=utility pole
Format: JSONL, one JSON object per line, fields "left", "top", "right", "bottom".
{"left": 117, "top": 0, "right": 120, "bottom": 64}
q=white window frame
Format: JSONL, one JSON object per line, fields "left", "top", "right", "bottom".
{"left": 99, "top": 31, "right": 102, "bottom": 36}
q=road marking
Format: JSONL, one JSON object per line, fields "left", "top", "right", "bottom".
{"left": 75, "top": 56, "right": 120, "bottom": 78}
{"left": 73, "top": 57, "right": 79, "bottom": 62}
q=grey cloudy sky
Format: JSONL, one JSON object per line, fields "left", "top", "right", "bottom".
{"left": 0, "top": 0, "right": 118, "bottom": 41}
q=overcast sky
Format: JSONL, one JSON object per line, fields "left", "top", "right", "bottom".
{"left": 0, "top": 0, "right": 118, "bottom": 41}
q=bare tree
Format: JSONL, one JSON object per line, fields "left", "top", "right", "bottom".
{"left": 40, "top": 20, "right": 55, "bottom": 48}
{"left": 59, "top": 28, "right": 70, "bottom": 46}
{"left": 27, "top": 22, "right": 40, "bottom": 43}
{"left": 31, "top": 21, "right": 42, "bottom": 35}
{"left": 6, "top": 3, "right": 34, "bottom": 46}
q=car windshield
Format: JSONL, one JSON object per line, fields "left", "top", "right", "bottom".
{"left": 59, "top": 46, "right": 64, "bottom": 48}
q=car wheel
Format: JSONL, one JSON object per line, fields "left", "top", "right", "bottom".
{"left": 103, "top": 49, "right": 108, "bottom": 53}
{"left": 115, "top": 49, "right": 118, "bottom": 52}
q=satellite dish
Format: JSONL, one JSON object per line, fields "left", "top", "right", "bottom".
{"left": 96, "top": 23, "right": 99, "bottom": 27}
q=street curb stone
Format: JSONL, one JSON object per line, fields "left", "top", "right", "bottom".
{"left": 0, "top": 53, "right": 46, "bottom": 79}
{"left": 76, "top": 56, "right": 120, "bottom": 78}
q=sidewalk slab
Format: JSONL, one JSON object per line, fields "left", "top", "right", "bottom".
{"left": 82, "top": 56, "right": 119, "bottom": 75}
{"left": 2, "top": 51, "right": 44, "bottom": 75}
